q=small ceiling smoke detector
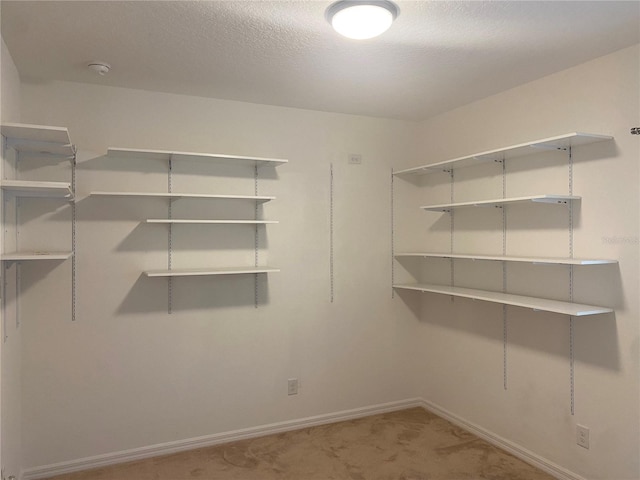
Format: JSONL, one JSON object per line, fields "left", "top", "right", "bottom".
{"left": 88, "top": 62, "right": 111, "bottom": 76}
{"left": 326, "top": 0, "right": 399, "bottom": 40}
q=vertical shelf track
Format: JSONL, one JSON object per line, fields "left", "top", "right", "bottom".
{"left": 71, "top": 152, "right": 77, "bottom": 321}
{"left": 254, "top": 165, "right": 259, "bottom": 308}
{"left": 449, "top": 169, "right": 455, "bottom": 296}
{"left": 568, "top": 145, "right": 575, "bottom": 415}
{"left": 390, "top": 169, "right": 395, "bottom": 299}
{"left": 499, "top": 157, "right": 508, "bottom": 390}
{"left": 330, "top": 163, "right": 334, "bottom": 303}
{"left": 167, "top": 158, "right": 173, "bottom": 314}
{"left": 2, "top": 138, "right": 11, "bottom": 341}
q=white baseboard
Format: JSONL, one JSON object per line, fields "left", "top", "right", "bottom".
{"left": 418, "top": 398, "right": 586, "bottom": 480}
{"left": 21, "top": 397, "right": 585, "bottom": 480}
{"left": 21, "top": 398, "right": 423, "bottom": 480}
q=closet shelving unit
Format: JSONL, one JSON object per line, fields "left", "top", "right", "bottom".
{"left": 392, "top": 131, "right": 615, "bottom": 411}
{"left": 392, "top": 132, "right": 615, "bottom": 316}
{"left": 1, "top": 123, "right": 76, "bottom": 264}
{"left": 1, "top": 123, "right": 77, "bottom": 338}
{"left": 93, "top": 147, "right": 286, "bottom": 309}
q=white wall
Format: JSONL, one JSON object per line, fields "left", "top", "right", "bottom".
{"left": 0, "top": 35, "right": 22, "bottom": 480}
{"left": 18, "top": 80, "right": 420, "bottom": 469}
{"left": 399, "top": 45, "right": 639, "bottom": 480}
{"left": 9, "top": 40, "right": 639, "bottom": 480}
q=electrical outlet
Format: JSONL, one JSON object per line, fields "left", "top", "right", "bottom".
{"left": 577, "top": 424, "right": 590, "bottom": 449}
{"left": 348, "top": 153, "right": 362, "bottom": 165}
{"left": 288, "top": 378, "right": 298, "bottom": 395}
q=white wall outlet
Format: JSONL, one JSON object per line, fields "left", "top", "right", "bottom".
{"left": 287, "top": 378, "right": 298, "bottom": 395}
{"left": 348, "top": 153, "right": 362, "bottom": 165}
{"left": 577, "top": 424, "right": 590, "bottom": 449}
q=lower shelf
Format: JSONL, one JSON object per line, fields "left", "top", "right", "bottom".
{"left": 146, "top": 219, "right": 278, "bottom": 224}
{"left": 1, "top": 251, "right": 73, "bottom": 262}
{"left": 144, "top": 266, "right": 280, "bottom": 277}
{"left": 393, "top": 283, "right": 613, "bottom": 317}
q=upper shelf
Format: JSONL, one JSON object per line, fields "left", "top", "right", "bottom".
{"left": 1, "top": 123, "right": 75, "bottom": 158}
{"left": 1, "top": 251, "right": 73, "bottom": 262}
{"left": 395, "top": 252, "right": 617, "bottom": 265}
{"left": 394, "top": 132, "right": 612, "bottom": 176}
{"left": 1, "top": 180, "right": 73, "bottom": 199}
{"left": 107, "top": 148, "right": 288, "bottom": 167}
{"left": 421, "top": 195, "right": 579, "bottom": 212}
{"left": 91, "top": 191, "right": 275, "bottom": 203}
{"left": 393, "top": 283, "right": 613, "bottom": 317}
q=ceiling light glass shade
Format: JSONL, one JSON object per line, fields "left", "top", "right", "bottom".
{"left": 326, "top": 1, "right": 399, "bottom": 40}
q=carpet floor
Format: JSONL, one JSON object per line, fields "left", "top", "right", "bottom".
{"left": 46, "top": 407, "right": 555, "bottom": 480}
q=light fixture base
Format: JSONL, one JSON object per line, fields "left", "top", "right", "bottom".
{"left": 326, "top": 0, "right": 399, "bottom": 40}
{"left": 88, "top": 62, "right": 111, "bottom": 76}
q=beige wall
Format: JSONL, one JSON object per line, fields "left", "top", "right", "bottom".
{"left": 1, "top": 35, "right": 22, "bottom": 480}
{"left": 7, "top": 39, "right": 639, "bottom": 480}
{"left": 402, "top": 44, "right": 639, "bottom": 480}
{"left": 18, "top": 80, "right": 420, "bottom": 470}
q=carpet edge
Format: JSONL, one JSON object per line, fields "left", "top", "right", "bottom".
{"left": 20, "top": 398, "right": 423, "bottom": 480}
{"left": 419, "top": 398, "right": 587, "bottom": 480}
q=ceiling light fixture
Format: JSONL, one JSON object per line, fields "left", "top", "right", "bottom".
{"left": 326, "top": 0, "right": 399, "bottom": 40}
{"left": 88, "top": 62, "right": 111, "bottom": 76}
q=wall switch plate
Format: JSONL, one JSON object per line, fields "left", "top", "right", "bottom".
{"left": 288, "top": 378, "right": 298, "bottom": 395}
{"left": 348, "top": 154, "right": 362, "bottom": 165}
{"left": 577, "top": 424, "right": 590, "bottom": 449}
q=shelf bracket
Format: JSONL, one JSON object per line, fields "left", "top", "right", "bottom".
{"left": 530, "top": 143, "right": 567, "bottom": 151}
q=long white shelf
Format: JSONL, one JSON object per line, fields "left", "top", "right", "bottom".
{"left": 395, "top": 253, "right": 617, "bottom": 265}
{"left": 146, "top": 219, "right": 278, "bottom": 224}
{"left": 393, "top": 283, "right": 613, "bottom": 317}
{"left": 107, "top": 148, "right": 288, "bottom": 167}
{"left": 421, "top": 195, "right": 579, "bottom": 212}
{"left": 1, "top": 180, "right": 73, "bottom": 198}
{"left": 144, "top": 266, "right": 280, "bottom": 277}
{"left": 1, "top": 123, "right": 75, "bottom": 157}
{"left": 394, "top": 132, "right": 612, "bottom": 175}
{"left": 1, "top": 251, "right": 73, "bottom": 262}
{"left": 91, "top": 191, "right": 274, "bottom": 202}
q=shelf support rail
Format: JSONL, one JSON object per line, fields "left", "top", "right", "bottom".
{"left": 568, "top": 145, "right": 575, "bottom": 415}
{"left": 449, "top": 169, "right": 455, "bottom": 299}
{"left": 499, "top": 157, "right": 508, "bottom": 390}
{"left": 168, "top": 157, "right": 173, "bottom": 314}
{"left": 330, "top": 163, "right": 334, "bottom": 303}
{"left": 71, "top": 151, "right": 77, "bottom": 321}
{"left": 254, "top": 164, "right": 259, "bottom": 309}
{"left": 391, "top": 168, "right": 395, "bottom": 299}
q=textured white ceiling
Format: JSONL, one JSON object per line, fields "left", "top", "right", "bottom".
{"left": 1, "top": 1, "right": 639, "bottom": 121}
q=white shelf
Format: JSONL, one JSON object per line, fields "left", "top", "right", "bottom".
{"left": 394, "top": 132, "right": 612, "bottom": 175}
{"left": 1, "top": 251, "right": 73, "bottom": 262}
{"left": 395, "top": 253, "right": 617, "bottom": 265}
{"left": 1, "top": 180, "right": 73, "bottom": 198}
{"left": 146, "top": 219, "right": 278, "bottom": 224}
{"left": 421, "top": 195, "right": 579, "bottom": 212}
{"left": 91, "top": 191, "right": 274, "bottom": 202}
{"left": 107, "top": 147, "right": 288, "bottom": 167}
{"left": 144, "top": 266, "right": 280, "bottom": 277}
{"left": 393, "top": 283, "right": 613, "bottom": 317}
{"left": 1, "top": 123, "right": 75, "bottom": 157}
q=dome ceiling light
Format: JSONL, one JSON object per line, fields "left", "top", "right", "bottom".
{"left": 326, "top": 0, "right": 399, "bottom": 40}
